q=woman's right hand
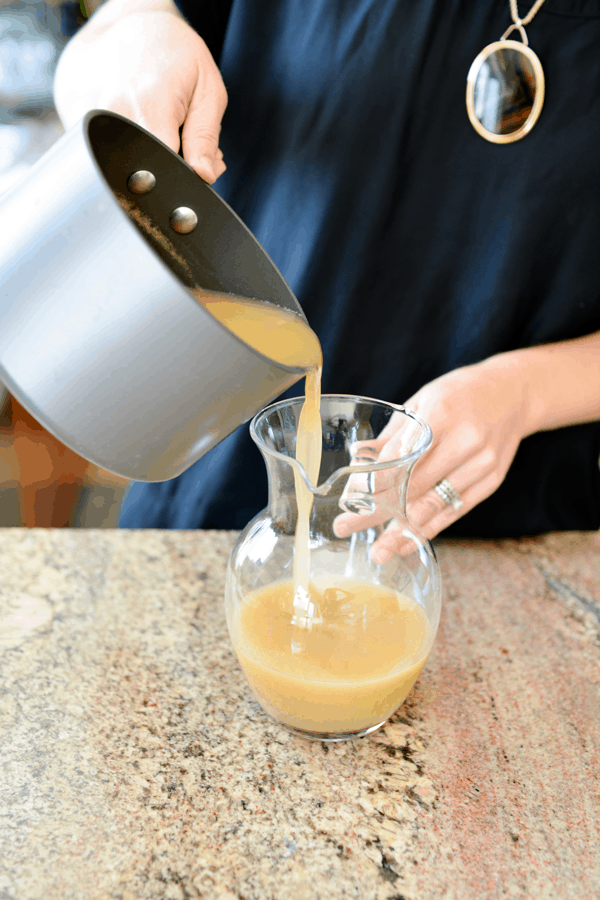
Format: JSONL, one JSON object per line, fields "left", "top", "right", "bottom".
{"left": 53, "top": 0, "right": 227, "bottom": 183}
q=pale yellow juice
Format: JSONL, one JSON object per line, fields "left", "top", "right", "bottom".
{"left": 231, "top": 579, "right": 430, "bottom": 733}
{"left": 195, "top": 290, "right": 322, "bottom": 370}
{"left": 195, "top": 290, "right": 428, "bottom": 733}
{"left": 195, "top": 290, "right": 323, "bottom": 607}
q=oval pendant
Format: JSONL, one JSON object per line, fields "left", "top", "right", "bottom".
{"left": 466, "top": 40, "right": 545, "bottom": 144}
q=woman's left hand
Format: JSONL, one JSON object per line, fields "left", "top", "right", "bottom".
{"left": 335, "top": 356, "right": 531, "bottom": 562}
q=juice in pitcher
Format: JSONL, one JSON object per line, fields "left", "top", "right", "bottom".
{"left": 204, "top": 294, "right": 440, "bottom": 739}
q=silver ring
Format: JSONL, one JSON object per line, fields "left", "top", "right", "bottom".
{"left": 434, "top": 478, "right": 463, "bottom": 511}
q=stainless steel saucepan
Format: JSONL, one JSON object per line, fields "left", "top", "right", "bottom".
{"left": 0, "top": 110, "right": 307, "bottom": 481}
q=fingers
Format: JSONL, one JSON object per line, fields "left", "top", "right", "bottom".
{"left": 334, "top": 444, "right": 507, "bottom": 564}
{"left": 334, "top": 478, "right": 401, "bottom": 536}
{"left": 120, "top": 73, "right": 227, "bottom": 184}
{"left": 405, "top": 444, "right": 496, "bottom": 538}
{"left": 369, "top": 467, "right": 504, "bottom": 564}
{"left": 407, "top": 420, "right": 483, "bottom": 500}
{"left": 55, "top": 9, "right": 228, "bottom": 185}
{"left": 409, "top": 468, "right": 502, "bottom": 541}
{"left": 407, "top": 457, "right": 475, "bottom": 522}
{"left": 374, "top": 409, "right": 411, "bottom": 445}
{"left": 335, "top": 423, "right": 478, "bottom": 535}
{"left": 135, "top": 100, "right": 183, "bottom": 154}
{"left": 181, "top": 61, "right": 228, "bottom": 183}
{"left": 334, "top": 506, "right": 390, "bottom": 538}
{"left": 370, "top": 521, "right": 407, "bottom": 564}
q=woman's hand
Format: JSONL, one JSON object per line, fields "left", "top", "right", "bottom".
{"left": 54, "top": 0, "right": 227, "bottom": 183}
{"left": 336, "top": 329, "right": 600, "bottom": 561}
{"left": 335, "top": 355, "right": 531, "bottom": 561}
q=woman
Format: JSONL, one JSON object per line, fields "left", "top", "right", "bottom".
{"left": 54, "top": 0, "right": 600, "bottom": 550}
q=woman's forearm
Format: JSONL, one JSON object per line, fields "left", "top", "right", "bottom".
{"left": 484, "top": 329, "right": 600, "bottom": 437}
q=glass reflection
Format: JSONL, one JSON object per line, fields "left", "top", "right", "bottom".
{"left": 474, "top": 47, "right": 536, "bottom": 135}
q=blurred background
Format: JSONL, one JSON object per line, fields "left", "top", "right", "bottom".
{"left": 0, "top": 0, "right": 128, "bottom": 527}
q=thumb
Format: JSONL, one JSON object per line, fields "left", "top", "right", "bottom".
{"left": 181, "top": 73, "right": 228, "bottom": 184}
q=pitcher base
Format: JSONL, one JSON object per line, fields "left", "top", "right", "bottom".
{"left": 280, "top": 718, "right": 388, "bottom": 742}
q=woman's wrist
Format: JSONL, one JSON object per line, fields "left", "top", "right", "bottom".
{"left": 485, "top": 331, "right": 600, "bottom": 438}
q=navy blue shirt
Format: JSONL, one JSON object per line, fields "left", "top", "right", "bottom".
{"left": 121, "top": 0, "right": 600, "bottom": 536}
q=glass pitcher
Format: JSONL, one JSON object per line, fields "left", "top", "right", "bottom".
{"left": 225, "top": 395, "right": 442, "bottom": 741}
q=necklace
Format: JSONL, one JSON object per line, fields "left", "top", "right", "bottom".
{"left": 466, "top": 0, "right": 546, "bottom": 144}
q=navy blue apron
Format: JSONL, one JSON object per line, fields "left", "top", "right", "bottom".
{"left": 121, "top": 0, "right": 600, "bottom": 535}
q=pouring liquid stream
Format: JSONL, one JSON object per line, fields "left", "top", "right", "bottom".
{"left": 195, "top": 289, "right": 431, "bottom": 734}
{"left": 194, "top": 289, "right": 323, "bottom": 624}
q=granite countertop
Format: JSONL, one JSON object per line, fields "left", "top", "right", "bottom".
{"left": 1, "top": 528, "right": 599, "bottom": 900}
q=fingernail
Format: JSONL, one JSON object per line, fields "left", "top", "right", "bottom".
{"left": 371, "top": 546, "right": 389, "bottom": 565}
{"left": 198, "top": 156, "right": 217, "bottom": 183}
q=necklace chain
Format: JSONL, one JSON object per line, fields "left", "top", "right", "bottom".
{"left": 509, "top": 0, "right": 546, "bottom": 27}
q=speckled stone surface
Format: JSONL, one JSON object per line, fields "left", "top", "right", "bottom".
{"left": 1, "top": 529, "right": 599, "bottom": 900}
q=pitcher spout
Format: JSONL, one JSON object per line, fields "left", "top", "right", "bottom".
{"left": 250, "top": 393, "right": 432, "bottom": 528}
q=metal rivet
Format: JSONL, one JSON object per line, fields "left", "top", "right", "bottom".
{"left": 127, "top": 170, "right": 156, "bottom": 194}
{"left": 169, "top": 207, "right": 198, "bottom": 234}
